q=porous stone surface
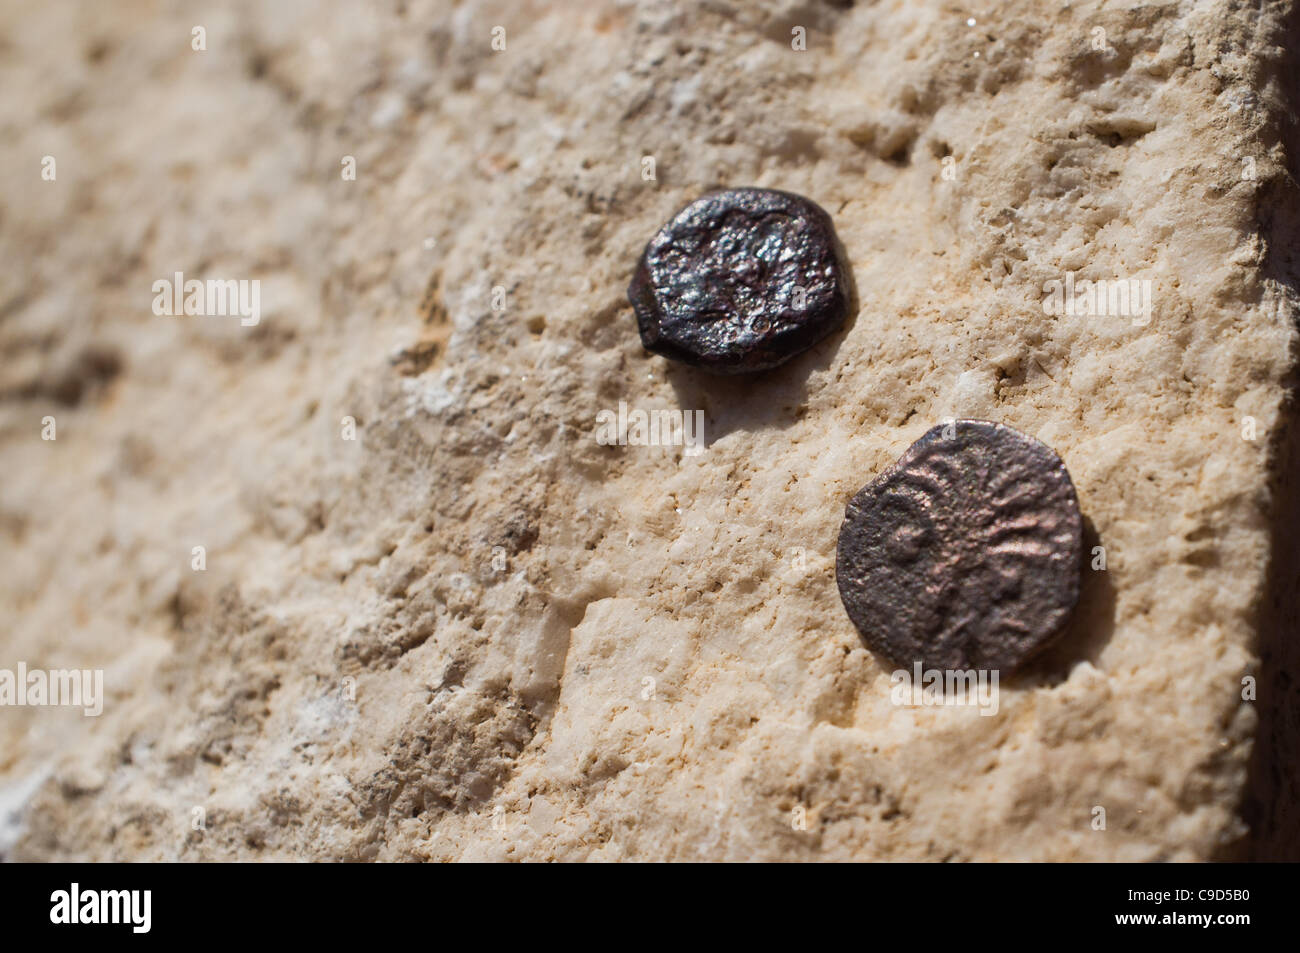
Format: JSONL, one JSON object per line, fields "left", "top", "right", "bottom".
{"left": 0, "top": 0, "right": 1297, "bottom": 861}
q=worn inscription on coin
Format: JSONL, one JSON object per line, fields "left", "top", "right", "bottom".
{"left": 836, "top": 420, "right": 1083, "bottom": 673}
{"left": 628, "top": 188, "right": 850, "bottom": 374}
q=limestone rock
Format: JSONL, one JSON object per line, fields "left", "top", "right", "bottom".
{"left": 0, "top": 0, "right": 1297, "bottom": 861}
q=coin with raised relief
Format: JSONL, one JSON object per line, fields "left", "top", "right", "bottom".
{"left": 836, "top": 420, "right": 1083, "bottom": 673}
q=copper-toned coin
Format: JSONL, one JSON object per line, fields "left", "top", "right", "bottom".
{"left": 836, "top": 420, "right": 1082, "bottom": 673}
{"left": 628, "top": 188, "right": 850, "bottom": 374}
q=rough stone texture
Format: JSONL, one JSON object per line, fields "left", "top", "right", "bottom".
{"left": 0, "top": 0, "right": 1297, "bottom": 861}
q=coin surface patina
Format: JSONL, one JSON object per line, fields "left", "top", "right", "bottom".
{"left": 628, "top": 188, "right": 850, "bottom": 374}
{"left": 835, "top": 420, "right": 1083, "bottom": 673}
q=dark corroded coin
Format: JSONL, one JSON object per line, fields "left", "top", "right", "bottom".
{"left": 628, "top": 188, "right": 850, "bottom": 373}
{"left": 836, "top": 420, "right": 1082, "bottom": 673}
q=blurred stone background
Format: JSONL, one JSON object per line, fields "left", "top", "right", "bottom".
{"left": 0, "top": 0, "right": 1297, "bottom": 860}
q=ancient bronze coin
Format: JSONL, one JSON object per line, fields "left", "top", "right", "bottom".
{"left": 628, "top": 188, "right": 850, "bottom": 374}
{"left": 836, "top": 420, "right": 1082, "bottom": 673}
